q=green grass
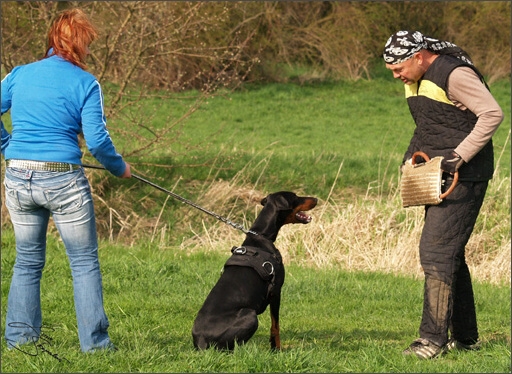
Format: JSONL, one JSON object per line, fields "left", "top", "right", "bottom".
{"left": 1, "top": 229, "right": 510, "bottom": 372}
{"left": 115, "top": 76, "right": 510, "bottom": 198}
{"left": 122, "top": 80, "right": 419, "bottom": 196}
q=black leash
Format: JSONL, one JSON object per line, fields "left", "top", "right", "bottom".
{"left": 82, "top": 164, "right": 257, "bottom": 236}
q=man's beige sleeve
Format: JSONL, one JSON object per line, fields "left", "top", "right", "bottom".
{"left": 448, "top": 67, "right": 504, "bottom": 162}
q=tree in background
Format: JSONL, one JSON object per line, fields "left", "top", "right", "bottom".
{"left": 2, "top": 1, "right": 510, "bottom": 87}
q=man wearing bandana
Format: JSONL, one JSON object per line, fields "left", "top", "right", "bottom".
{"left": 383, "top": 31, "right": 503, "bottom": 359}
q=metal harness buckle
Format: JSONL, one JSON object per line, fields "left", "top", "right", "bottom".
{"left": 231, "top": 246, "right": 247, "bottom": 255}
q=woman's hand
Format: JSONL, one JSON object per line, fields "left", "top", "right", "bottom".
{"left": 120, "top": 162, "right": 132, "bottom": 178}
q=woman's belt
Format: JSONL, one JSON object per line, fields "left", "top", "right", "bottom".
{"left": 6, "top": 159, "right": 81, "bottom": 172}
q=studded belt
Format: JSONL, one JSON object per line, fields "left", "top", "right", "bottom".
{"left": 6, "top": 159, "right": 81, "bottom": 172}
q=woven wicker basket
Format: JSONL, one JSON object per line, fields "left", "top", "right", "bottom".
{"left": 400, "top": 151, "right": 458, "bottom": 208}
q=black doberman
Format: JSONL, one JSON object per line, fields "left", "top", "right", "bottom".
{"left": 192, "top": 191, "right": 317, "bottom": 351}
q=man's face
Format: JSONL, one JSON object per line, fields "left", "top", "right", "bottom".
{"left": 385, "top": 53, "right": 424, "bottom": 85}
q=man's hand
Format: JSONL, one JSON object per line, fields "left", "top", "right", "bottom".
{"left": 441, "top": 151, "right": 464, "bottom": 174}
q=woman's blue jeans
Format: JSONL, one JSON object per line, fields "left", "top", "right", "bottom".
{"left": 4, "top": 167, "right": 113, "bottom": 352}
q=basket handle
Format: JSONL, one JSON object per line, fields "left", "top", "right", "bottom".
{"left": 411, "top": 151, "right": 458, "bottom": 199}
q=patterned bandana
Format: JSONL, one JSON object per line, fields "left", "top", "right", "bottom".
{"left": 383, "top": 30, "right": 474, "bottom": 66}
{"left": 383, "top": 30, "right": 427, "bottom": 64}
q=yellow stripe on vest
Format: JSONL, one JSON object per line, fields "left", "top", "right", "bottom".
{"left": 404, "top": 80, "right": 454, "bottom": 106}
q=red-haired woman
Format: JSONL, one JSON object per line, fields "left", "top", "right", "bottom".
{"left": 2, "top": 8, "right": 130, "bottom": 352}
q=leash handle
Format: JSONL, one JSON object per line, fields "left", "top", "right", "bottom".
{"left": 82, "top": 164, "right": 257, "bottom": 235}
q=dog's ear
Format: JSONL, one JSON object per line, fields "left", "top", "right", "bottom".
{"left": 262, "top": 193, "right": 296, "bottom": 211}
{"left": 273, "top": 194, "right": 293, "bottom": 210}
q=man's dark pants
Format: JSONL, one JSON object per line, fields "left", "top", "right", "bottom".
{"left": 418, "top": 179, "right": 488, "bottom": 347}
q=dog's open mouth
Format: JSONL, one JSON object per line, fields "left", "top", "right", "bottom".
{"left": 296, "top": 211, "right": 312, "bottom": 223}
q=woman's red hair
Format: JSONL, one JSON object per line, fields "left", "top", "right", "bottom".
{"left": 45, "top": 8, "right": 98, "bottom": 70}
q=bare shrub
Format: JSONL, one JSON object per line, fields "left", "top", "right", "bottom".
{"left": 1, "top": 2, "right": 259, "bottom": 163}
{"left": 2, "top": 1, "right": 510, "bottom": 85}
{"left": 444, "top": 2, "right": 511, "bottom": 84}
{"left": 252, "top": 2, "right": 375, "bottom": 81}
{"left": 0, "top": 2, "right": 59, "bottom": 72}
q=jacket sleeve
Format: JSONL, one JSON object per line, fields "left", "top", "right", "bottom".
{"left": 1, "top": 121, "right": 11, "bottom": 156}
{"left": 81, "top": 80, "right": 126, "bottom": 177}
{"left": 448, "top": 67, "right": 504, "bottom": 162}
{"left": 1, "top": 72, "right": 13, "bottom": 156}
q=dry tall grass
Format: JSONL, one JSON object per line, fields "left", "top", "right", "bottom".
{"left": 180, "top": 174, "right": 511, "bottom": 286}
{"left": 1, "top": 165, "right": 509, "bottom": 285}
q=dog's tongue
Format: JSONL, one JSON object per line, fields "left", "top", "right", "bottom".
{"left": 296, "top": 211, "right": 312, "bottom": 223}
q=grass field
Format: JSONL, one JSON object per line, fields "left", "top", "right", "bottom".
{"left": 1, "top": 73, "right": 510, "bottom": 371}
{"left": 1, "top": 230, "right": 510, "bottom": 373}
{"left": 109, "top": 77, "right": 510, "bottom": 199}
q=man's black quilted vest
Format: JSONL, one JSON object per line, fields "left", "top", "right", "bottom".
{"left": 404, "top": 55, "right": 494, "bottom": 181}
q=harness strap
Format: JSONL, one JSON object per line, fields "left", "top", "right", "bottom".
{"left": 224, "top": 246, "right": 281, "bottom": 297}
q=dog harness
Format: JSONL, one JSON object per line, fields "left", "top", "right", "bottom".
{"left": 224, "top": 246, "right": 282, "bottom": 297}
